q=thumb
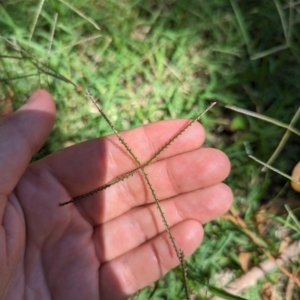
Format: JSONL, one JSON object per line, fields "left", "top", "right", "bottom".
{"left": 0, "top": 89, "right": 56, "bottom": 195}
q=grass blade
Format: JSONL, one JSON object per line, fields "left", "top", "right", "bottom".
{"left": 250, "top": 44, "right": 289, "bottom": 60}
{"left": 262, "top": 106, "right": 300, "bottom": 171}
{"left": 249, "top": 154, "right": 300, "bottom": 184}
{"left": 47, "top": 13, "right": 58, "bottom": 57}
{"left": 230, "top": 0, "right": 251, "bottom": 56}
{"left": 58, "top": 0, "right": 100, "bottom": 30}
{"left": 51, "top": 34, "right": 102, "bottom": 54}
{"left": 225, "top": 105, "right": 300, "bottom": 137}
{"left": 29, "top": 0, "right": 46, "bottom": 42}
{"left": 273, "top": 0, "right": 288, "bottom": 41}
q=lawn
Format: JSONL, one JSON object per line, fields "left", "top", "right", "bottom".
{"left": 1, "top": 0, "right": 300, "bottom": 299}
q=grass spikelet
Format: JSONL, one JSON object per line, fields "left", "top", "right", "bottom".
{"left": 60, "top": 100, "right": 216, "bottom": 206}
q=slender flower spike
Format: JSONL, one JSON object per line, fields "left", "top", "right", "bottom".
{"left": 60, "top": 91, "right": 216, "bottom": 300}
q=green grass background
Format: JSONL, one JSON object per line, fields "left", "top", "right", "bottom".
{"left": 1, "top": 0, "right": 300, "bottom": 299}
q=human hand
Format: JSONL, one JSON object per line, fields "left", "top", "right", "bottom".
{"left": 1, "top": 90, "right": 232, "bottom": 299}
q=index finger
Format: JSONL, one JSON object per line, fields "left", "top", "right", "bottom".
{"left": 32, "top": 119, "right": 205, "bottom": 201}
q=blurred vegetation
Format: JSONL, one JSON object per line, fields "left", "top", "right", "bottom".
{"left": 1, "top": 0, "right": 299, "bottom": 299}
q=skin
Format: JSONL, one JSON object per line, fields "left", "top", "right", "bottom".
{"left": 0, "top": 89, "right": 232, "bottom": 300}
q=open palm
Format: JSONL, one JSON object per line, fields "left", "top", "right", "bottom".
{"left": 1, "top": 90, "right": 232, "bottom": 300}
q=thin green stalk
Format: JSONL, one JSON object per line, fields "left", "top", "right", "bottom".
{"left": 47, "top": 13, "right": 58, "bottom": 57}
{"left": 28, "top": 0, "right": 46, "bottom": 42}
{"left": 250, "top": 44, "right": 289, "bottom": 60}
{"left": 51, "top": 34, "right": 102, "bottom": 54}
{"left": 273, "top": 0, "right": 288, "bottom": 41}
{"left": 287, "top": 0, "right": 294, "bottom": 45}
{"left": 225, "top": 105, "right": 300, "bottom": 136}
{"left": 0, "top": 73, "right": 39, "bottom": 82}
{"left": 1, "top": 37, "right": 78, "bottom": 88}
{"left": 249, "top": 154, "right": 300, "bottom": 184}
{"left": 58, "top": 0, "right": 100, "bottom": 30}
{"left": 230, "top": 0, "right": 252, "bottom": 56}
{"left": 262, "top": 106, "right": 300, "bottom": 171}
{"left": 284, "top": 204, "right": 300, "bottom": 230}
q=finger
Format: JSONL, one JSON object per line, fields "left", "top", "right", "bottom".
{"left": 0, "top": 89, "right": 55, "bottom": 195}
{"left": 99, "top": 220, "right": 203, "bottom": 300}
{"left": 75, "top": 147, "right": 230, "bottom": 224}
{"left": 94, "top": 183, "right": 232, "bottom": 262}
{"left": 34, "top": 120, "right": 205, "bottom": 200}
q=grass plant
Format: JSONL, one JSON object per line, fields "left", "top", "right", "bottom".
{"left": 1, "top": 0, "right": 300, "bottom": 299}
